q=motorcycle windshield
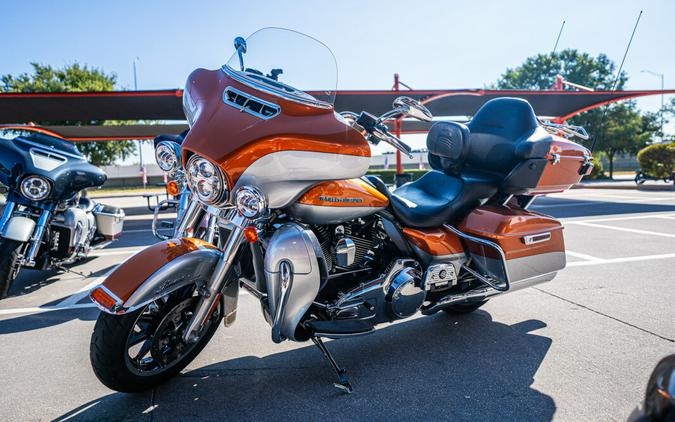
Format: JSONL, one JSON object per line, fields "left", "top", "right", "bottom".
{"left": 223, "top": 28, "right": 338, "bottom": 107}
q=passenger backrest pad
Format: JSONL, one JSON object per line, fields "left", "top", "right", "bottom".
{"left": 466, "top": 97, "right": 540, "bottom": 175}
{"left": 426, "top": 121, "right": 470, "bottom": 175}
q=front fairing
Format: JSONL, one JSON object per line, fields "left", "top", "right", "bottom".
{"left": 181, "top": 68, "right": 368, "bottom": 189}
{"left": 180, "top": 28, "right": 369, "bottom": 192}
{"left": 0, "top": 135, "right": 107, "bottom": 202}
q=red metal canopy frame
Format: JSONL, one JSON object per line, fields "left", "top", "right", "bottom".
{"left": 1, "top": 87, "right": 672, "bottom": 142}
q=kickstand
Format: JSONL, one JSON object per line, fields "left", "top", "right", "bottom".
{"left": 56, "top": 265, "right": 92, "bottom": 278}
{"left": 311, "top": 336, "right": 353, "bottom": 394}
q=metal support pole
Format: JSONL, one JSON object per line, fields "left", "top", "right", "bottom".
{"left": 394, "top": 73, "right": 403, "bottom": 176}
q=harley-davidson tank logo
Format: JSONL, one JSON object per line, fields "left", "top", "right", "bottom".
{"left": 319, "top": 196, "right": 364, "bottom": 203}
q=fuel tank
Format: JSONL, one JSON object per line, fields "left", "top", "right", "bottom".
{"left": 288, "top": 178, "right": 388, "bottom": 224}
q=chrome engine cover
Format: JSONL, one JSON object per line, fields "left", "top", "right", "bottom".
{"left": 384, "top": 260, "right": 425, "bottom": 319}
{"left": 264, "top": 223, "right": 326, "bottom": 342}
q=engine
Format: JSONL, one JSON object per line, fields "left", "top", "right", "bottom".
{"left": 310, "top": 217, "right": 426, "bottom": 324}
{"left": 311, "top": 216, "right": 386, "bottom": 274}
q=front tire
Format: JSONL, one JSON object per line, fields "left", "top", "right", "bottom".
{"left": 90, "top": 293, "right": 222, "bottom": 392}
{"left": 0, "top": 239, "right": 24, "bottom": 299}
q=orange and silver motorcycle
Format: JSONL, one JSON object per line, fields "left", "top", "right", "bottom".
{"left": 89, "top": 28, "right": 593, "bottom": 393}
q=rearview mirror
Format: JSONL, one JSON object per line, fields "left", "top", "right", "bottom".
{"left": 234, "top": 36, "right": 247, "bottom": 71}
{"left": 393, "top": 96, "right": 433, "bottom": 122}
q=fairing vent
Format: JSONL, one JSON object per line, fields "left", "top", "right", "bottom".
{"left": 222, "top": 87, "right": 280, "bottom": 120}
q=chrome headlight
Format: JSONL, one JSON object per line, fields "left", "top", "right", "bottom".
{"left": 235, "top": 186, "right": 267, "bottom": 218}
{"left": 154, "top": 141, "right": 180, "bottom": 173}
{"left": 20, "top": 175, "right": 51, "bottom": 201}
{"left": 186, "top": 155, "right": 227, "bottom": 205}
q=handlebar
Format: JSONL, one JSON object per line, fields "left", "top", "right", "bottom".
{"left": 340, "top": 111, "right": 414, "bottom": 158}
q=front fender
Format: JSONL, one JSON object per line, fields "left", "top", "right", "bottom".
{"left": 90, "top": 238, "right": 221, "bottom": 314}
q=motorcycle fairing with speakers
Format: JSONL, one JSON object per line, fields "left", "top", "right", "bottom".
{"left": 89, "top": 28, "right": 592, "bottom": 394}
{"left": 0, "top": 127, "right": 124, "bottom": 299}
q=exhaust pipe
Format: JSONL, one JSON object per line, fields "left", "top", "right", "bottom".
{"left": 421, "top": 271, "right": 557, "bottom": 315}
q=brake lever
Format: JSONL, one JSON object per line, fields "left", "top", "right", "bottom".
{"left": 374, "top": 126, "right": 413, "bottom": 159}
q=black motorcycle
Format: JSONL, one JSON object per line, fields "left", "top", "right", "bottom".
{"left": 0, "top": 128, "right": 125, "bottom": 298}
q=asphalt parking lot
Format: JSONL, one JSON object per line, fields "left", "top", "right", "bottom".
{"left": 0, "top": 187, "right": 673, "bottom": 421}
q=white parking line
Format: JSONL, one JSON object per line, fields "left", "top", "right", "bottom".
{"left": 566, "top": 250, "right": 604, "bottom": 261}
{"left": 0, "top": 303, "right": 96, "bottom": 316}
{"left": 563, "top": 213, "right": 675, "bottom": 224}
{"left": 567, "top": 221, "right": 675, "bottom": 238}
{"left": 568, "top": 252, "right": 675, "bottom": 267}
{"left": 89, "top": 247, "right": 143, "bottom": 257}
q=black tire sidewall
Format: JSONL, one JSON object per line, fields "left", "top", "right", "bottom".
{"left": 0, "top": 239, "right": 24, "bottom": 299}
{"left": 90, "top": 298, "right": 222, "bottom": 392}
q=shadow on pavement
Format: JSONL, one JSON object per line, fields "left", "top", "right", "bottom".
{"left": 54, "top": 311, "right": 555, "bottom": 421}
{"left": 0, "top": 307, "right": 97, "bottom": 335}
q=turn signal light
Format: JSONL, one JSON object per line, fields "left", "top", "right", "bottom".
{"left": 90, "top": 287, "right": 118, "bottom": 311}
{"left": 166, "top": 180, "right": 180, "bottom": 196}
{"left": 243, "top": 226, "right": 259, "bottom": 243}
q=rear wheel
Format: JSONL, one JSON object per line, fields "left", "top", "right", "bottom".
{"left": 442, "top": 300, "right": 488, "bottom": 315}
{"left": 0, "top": 239, "right": 24, "bottom": 299}
{"left": 90, "top": 290, "right": 222, "bottom": 392}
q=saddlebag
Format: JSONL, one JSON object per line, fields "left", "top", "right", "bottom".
{"left": 457, "top": 205, "right": 565, "bottom": 288}
{"left": 94, "top": 204, "right": 125, "bottom": 240}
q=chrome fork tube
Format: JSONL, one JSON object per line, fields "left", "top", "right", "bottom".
{"left": 183, "top": 213, "right": 247, "bottom": 342}
{"left": 24, "top": 210, "right": 51, "bottom": 266}
{"left": 174, "top": 194, "right": 201, "bottom": 238}
{"left": 172, "top": 191, "right": 191, "bottom": 237}
{"left": 0, "top": 201, "right": 16, "bottom": 233}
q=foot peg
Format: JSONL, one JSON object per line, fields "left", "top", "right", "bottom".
{"left": 311, "top": 336, "right": 353, "bottom": 394}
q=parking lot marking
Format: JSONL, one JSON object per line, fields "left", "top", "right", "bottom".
{"left": 0, "top": 303, "right": 96, "bottom": 316}
{"left": 89, "top": 247, "right": 143, "bottom": 257}
{"left": 568, "top": 221, "right": 675, "bottom": 238}
{"left": 565, "top": 250, "right": 604, "bottom": 262}
{"left": 567, "top": 252, "right": 675, "bottom": 267}
{"left": 562, "top": 213, "right": 675, "bottom": 224}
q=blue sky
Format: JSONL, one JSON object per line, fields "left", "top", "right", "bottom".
{"left": 3, "top": 0, "right": 674, "bottom": 157}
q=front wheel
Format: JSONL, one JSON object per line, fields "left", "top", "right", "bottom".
{"left": 0, "top": 239, "right": 25, "bottom": 299}
{"left": 90, "top": 291, "right": 222, "bottom": 392}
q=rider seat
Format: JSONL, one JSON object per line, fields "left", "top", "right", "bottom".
{"left": 372, "top": 98, "right": 553, "bottom": 228}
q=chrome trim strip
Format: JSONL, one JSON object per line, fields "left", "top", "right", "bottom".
{"left": 523, "top": 232, "right": 551, "bottom": 245}
{"left": 221, "top": 65, "right": 332, "bottom": 110}
{"left": 222, "top": 86, "right": 280, "bottom": 120}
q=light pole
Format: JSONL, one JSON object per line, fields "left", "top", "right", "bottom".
{"left": 642, "top": 69, "right": 665, "bottom": 142}
{"left": 133, "top": 57, "right": 145, "bottom": 178}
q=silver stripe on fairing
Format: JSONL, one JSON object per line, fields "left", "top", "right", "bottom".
{"left": 233, "top": 150, "right": 370, "bottom": 209}
{"left": 288, "top": 203, "right": 385, "bottom": 225}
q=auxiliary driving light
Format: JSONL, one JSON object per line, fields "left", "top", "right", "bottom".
{"left": 154, "top": 141, "right": 180, "bottom": 173}
{"left": 235, "top": 186, "right": 267, "bottom": 218}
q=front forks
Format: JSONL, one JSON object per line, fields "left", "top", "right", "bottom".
{"left": 183, "top": 212, "right": 247, "bottom": 343}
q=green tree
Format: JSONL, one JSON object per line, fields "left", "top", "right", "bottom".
{"left": 1, "top": 63, "right": 135, "bottom": 165}
{"left": 496, "top": 49, "right": 661, "bottom": 178}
